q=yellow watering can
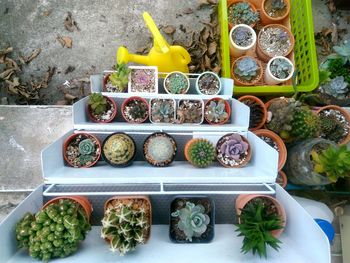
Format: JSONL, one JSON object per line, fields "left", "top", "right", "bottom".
{"left": 117, "top": 12, "right": 191, "bottom": 73}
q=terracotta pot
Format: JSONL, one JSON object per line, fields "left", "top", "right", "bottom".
{"left": 204, "top": 98, "right": 231, "bottom": 125}
{"left": 253, "top": 129, "right": 287, "bottom": 171}
{"left": 103, "top": 74, "right": 127, "bottom": 93}
{"left": 260, "top": 0, "right": 290, "bottom": 25}
{"left": 121, "top": 96, "right": 149, "bottom": 123}
{"left": 227, "top": 0, "right": 258, "bottom": 30}
{"left": 235, "top": 194, "right": 286, "bottom": 237}
{"left": 256, "top": 24, "right": 295, "bottom": 62}
{"left": 238, "top": 95, "right": 267, "bottom": 131}
{"left": 277, "top": 170, "right": 288, "bottom": 188}
{"left": 87, "top": 95, "right": 117, "bottom": 123}
{"left": 42, "top": 196, "right": 93, "bottom": 221}
{"left": 231, "top": 56, "right": 263, "bottom": 86}
{"left": 63, "top": 132, "right": 102, "bottom": 168}
{"left": 316, "top": 105, "right": 350, "bottom": 145}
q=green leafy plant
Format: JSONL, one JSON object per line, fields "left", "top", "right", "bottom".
{"left": 108, "top": 63, "right": 131, "bottom": 92}
{"left": 270, "top": 58, "right": 292, "bottom": 79}
{"left": 234, "top": 57, "right": 259, "bottom": 81}
{"left": 88, "top": 93, "right": 108, "bottom": 115}
{"left": 228, "top": 2, "right": 259, "bottom": 26}
{"left": 205, "top": 99, "right": 229, "bottom": 123}
{"left": 186, "top": 139, "right": 216, "bottom": 168}
{"left": 291, "top": 107, "right": 320, "bottom": 140}
{"left": 236, "top": 198, "right": 283, "bottom": 258}
{"left": 327, "top": 58, "right": 350, "bottom": 84}
{"left": 311, "top": 145, "right": 350, "bottom": 182}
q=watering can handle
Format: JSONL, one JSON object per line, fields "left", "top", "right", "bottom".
{"left": 170, "top": 46, "right": 191, "bottom": 64}
{"left": 143, "top": 12, "right": 169, "bottom": 54}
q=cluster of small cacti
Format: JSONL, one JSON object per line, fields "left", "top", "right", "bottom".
{"left": 186, "top": 139, "right": 216, "bottom": 168}
{"left": 228, "top": 2, "right": 259, "bottom": 26}
{"left": 164, "top": 72, "right": 188, "bottom": 94}
{"left": 205, "top": 99, "right": 229, "bottom": 123}
{"left": 88, "top": 93, "right": 108, "bottom": 115}
{"left": 150, "top": 99, "right": 175, "bottom": 123}
{"left": 291, "top": 107, "right": 320, "bottom": 140}
{"left": 103, "top": 133, "right": 136, "bottom": 166}
{"left": 234, "top": 57, "right": 260, "bottom": 81}
{"left": 108, "top": 63, "right": 131, "bottom": 92}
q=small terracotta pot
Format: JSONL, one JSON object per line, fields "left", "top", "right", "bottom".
{"left": 238, "top": 95, "right": 267, "bottom": 131}
{"left": 103, "top": 74, "right": 127, "bottom": 93}
{"left": 231, "top": 56, "right": 263, "bottom": 86}
{"left": 227, "top": 0, "right": 258, "bottom": 30}
{"left": 253, "top": 129, "right": 287, "bottom": 171}
{"left": 204, "top": 98, "right": 231, "bottom": 125}
{"left": 235, "top": 194, "right": 286, "bottom": 237}
{"left": 256, "top": 24, "right": 295, "bottom": 62}
{"left": 260, "top": 0, "right": 291, "bottom": 25}
{"left": 121, "top": 96, "right": 149, "bottom": 124}
{"left": 316, "top": 105, "right": 350, "bottom": 145}
{"left": 87, "top": 95, "right": 117, "bottom": 123}
{"left": 63, "top": 132, "right": 102, "bottom": 168}
{"left": 277, "top": 170, "right": 288, "bottom": 188}
{"left": 42, "top": 196, "right": 93, "bottom": 221}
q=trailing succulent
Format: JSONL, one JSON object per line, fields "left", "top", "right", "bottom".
{"left": 205, "top": 100, "right": 229, "bottom": 123}
{"left": 88, "top": 93, "right": 108, "bottom": 115}
{"left": 101, "top": 199, "right": 150, "bottom": 256}
{"left": 311, "top": 145, "right": 350, "bottom": 182}
{"left": 291, "top": 107, "right": 320, "bottom": 140}
{"left": 78, "top": 138, "right": 95, "bottom": 165}
{"left": 165, "top": 73, "right": 188, "bottom": 94}
{"left": 15, "top": 199, "right": 91, "bottom": 261}
{"left": 151, "top": 99, "right": 175, "bottom": 123}
{"left": 234, "top": 57, "right": 259, "bottom": 81}
{"left": 108, "top": 63, "right": 131, "bottom": 92}
{"left": 171, "top": 202, "right": 210, "bottom": 242}
{"left": 229, "top": 2, "right": 259, "bottom": 26}
{"left": 236, "top": 198, "right": 283, "bottom": 258}
{"left": 186, "top": 139, "right": 216, "bottom": 168}
{"left": 270, "top": 58, "right": 292, "bottom": 79}
{"left": 220, "top": 134, "right": 249, "bottom": 161}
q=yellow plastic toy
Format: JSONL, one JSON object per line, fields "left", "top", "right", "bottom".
{"left": 117, "top": 12, "right": 191, "bottom": 73}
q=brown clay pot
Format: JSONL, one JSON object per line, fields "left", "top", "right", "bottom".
{"left": 231, "top": 56, "right": 263, "bottom": 86}
{"left": 238, "top": 95, "right": 267, "bottom": 131}
{"left": 227, "top": 0, "right": 258, "bottom": 30}
{"left": 260, "top": 0, "right": 290, "bottom": 25}
{"left": 204, "top": 98, "right": 231, "bottom": 125}
{"left": 121, "top": 96, "right": 149, "bottom": 124}
{"left": 256, "top": 24, "right": 295, "bottom": 62}
{"left": 316, "top": 105, "right": 350, "bottom": 145}
{"left": 42, "top": 196, "right": 93, "bottom": 221}
{"left": 253, "top": 129, "right": 287, "bottom": 171}
{"left": 63, "top": 132, "right": 102, "bottom": 168}
{"left": 236, "top": 194, "right": 286, "bottom": 237}
{"left": 277, "top": 170, "right": 288, "bottom": 188}
{"left": 87, "top": 95, "right": 117, "bottom": 123}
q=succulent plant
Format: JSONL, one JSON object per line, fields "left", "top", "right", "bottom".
{"left": 101, "top": 198, "right": 151, "bottom": 256}
{"left": 103, "top": 133, "right": 135, "bottom": 166}
{"left": 228, "top": 2, "right": 259, "bottom": 26}
{"left": 319, "top": 76, "right": 349, "bottom": 100}
{"left": 234, "top": 57, "right": 259, "bottom": 81}
{"left": 327, "top": 58, "right": 350, "bottom": 84}
{"left": 333, "top": 40, "right": 350, "bottom": 64}
{"left": 123, "top": 98, "right": 148, "bottom": 122}
{"left": 291, "top": 107, "right": 320, "bottom": 140}
{"left": 197, "top": 73, "right": 220, "bottom": 95}
{"left": 205, "top": 99, "right": 229, "bottom": 123}
{"left": 108, "top": 63, "right": 131, "bottom": 92}
{"left": 270, "top": 58, "right": 292, "bottom": 79}
{"left": 79, "top": 139, "right": 94, "bottom": 155}
{"left": 165, "top": 72, "right": 188, "bottom": 94}
{"left": 15, "top": 199, "right": 91, "bottom": 261}
{"left": 319, "top": 113, "right": 347, "bottom": 143}
{"left": 130, "top": 68, "right": 156, "bottom": 93}
{"left": 219, "top": 134, "right": 249, "bottom": 161}
{"left": 186, "top": 139, "right": 216, "bottom": 168}
{"left": 311, "top": 145, "right": 350, "bottom": 182}
{"left": 171, "top": 201, "right": 210, "bottom": 242}
{"left": 177, "top": 100, "right": 203, "bottom": 124}
{"left": 232, "top": 27, "right": 253, "bottom": 47}
{"left": 151, "top": 99, "right": 175, "bottom": 123}
{"left": 272, "top": 0, "right": 286, "bottom": 10}
{"left": 236, "top": 198, "right": 283, "bottom": 258}
{"left": 88, "top": 93, "right": 108, "bottom": 115}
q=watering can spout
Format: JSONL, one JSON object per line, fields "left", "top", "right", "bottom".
{"left": 117, "top": 46, "right": 150, "bottom": 65}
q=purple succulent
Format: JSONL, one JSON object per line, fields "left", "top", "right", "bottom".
{"left": 220, "top": 134, "right": 248, "bottom": 160}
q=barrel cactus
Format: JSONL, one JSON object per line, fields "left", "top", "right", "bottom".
{"left": 319, "top": 113, "right": 347, "bottom": 143}
{"left": 291, "top": 107, "right": 320, "bottom": 140}
{"left": 186, "top": 139, "right": 216, "bottom": 168}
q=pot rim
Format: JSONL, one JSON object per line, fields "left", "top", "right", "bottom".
{"left": 163, "top": 71, "right": 190, "bottom": 95}
{"left": 195, "top": 71, "right": 222, "bottom": 96}
{"left": 238, "top": 95, "right": 268, "bottom": 131}
{"left": 266, "top": 56, "right": 295, "bottom": 82}
{"left": 121, "top": 96, "right": 149, "bottom": 123}
{"left": 204, "top": 97, "right": 231, "bottom": 125}
{"left": 229, "top": 24, "right": 257, "bottom": 51}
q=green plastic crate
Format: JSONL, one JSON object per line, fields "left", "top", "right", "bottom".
{"left": 218, "top": 0, "right": 319, "bottom": 95}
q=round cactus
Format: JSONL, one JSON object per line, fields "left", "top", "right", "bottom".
{"left": 291, "top": 108, "right": 320, "bottom": 140}
{"left": 185, "top": 139, "right": 216, "bottom": 168}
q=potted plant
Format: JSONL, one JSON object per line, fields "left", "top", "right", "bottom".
{"left": 284, "top": 139, "right": 350, "bottom": 185}
{"left": 232, "top": 56, "right": 263, "bottom": 86}
{"left": 150, "top": 98, "right": 176, "bottom": 124}
{"left": 317, "top": 76, "right": 350, "bottom": 106}
{"left": 15, "top": 196, "right": 92, "bottom": 261}
{"left": 103, "top": 63, "right": 131, "bottom": 92}
{"left": 63, "top": 132, "right": 101, "bottom": 168}
{"left": 204, "top": 98, "right": 231, "bottom": 125}
{"left": 253, "top": 129, "right": 287, "bottom": 171}
{"left": 102, "top": 132, "right": 136, "bottom": 167}
{"left": 265, "top": 56, "right": 295, "bottom": 85}
{"left": 143, "top": 132, "right": 177, "bottom": 167}
{"left": 121, "top": 96, "right": 149, "bottom": 124}
{"left": 128, "top": 66, "right": 158, "bottom": 94}
{"left": 195, "top": 71, "right": 222, "bottom": 95}
{"left": 316, "top": 105, "right": 350, "bottom": 145}
{"left": 163, "top": 71, "right": 190, "bottom": 94}
{"left": 170, "top": 196, "right": 214, "bottom": 243}
{"left": 87, "top": 93, "right": 117, "bottom": 123}
{"left": 101, "top": 196, "right": 151, "bottom": 255}
{"left": 257, "top": 24, "right": 294, "bottom": 62}
{"left": 260, "top": 0, "right": 290, "bottom": 25}
{"left": 184, "top": 139, "right": 216, "bottom": 168}
{"left": 176, "top": 99, "right": 204, "bottom": 124}
{"left": 238, "top": 95, "right": 267, "bottom": 131}
{"left": 235, "top": 194, "right": 286, "bottom": 258}
{"left": 276, "top": 170, "right": 287, "bottom": 188}
{"left": 216, "top": 133, "right": 251, "bottom": 168}
{"left": 229, "top": 24, "right": 257, "bottom": 58}
{"left": 227, "top": 0, "right": 260, "bottom": 29}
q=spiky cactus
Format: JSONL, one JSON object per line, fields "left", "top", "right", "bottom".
{"left": 186, "top": 139, "right": 216, "bottom": 168}
{"left": 319, "top": 114, "right": 346, "bottom": 143}
{"left": 291, "top": 107, "right": 320, "bottom": 140}
{"left": 101, "top": 199, "right": 151, "bottom": 256}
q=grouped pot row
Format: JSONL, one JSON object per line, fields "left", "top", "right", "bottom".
{"left": 63, "top": 132, "right": 252, "bottom": 169}
{"left": 15, "top": 194, "right": 286, "bottom": 261}
{"left": 87, "top": 93, "right": 232, "bottom": 125}
{"left": 227, "top": 0, "right": 295, "bottom": 86}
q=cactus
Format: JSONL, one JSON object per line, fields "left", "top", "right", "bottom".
{"left": 228, "top": 2, "right": 259, "bottom": 26}
{"left": 101, "top": 199, "right": 151, "bottom": 256}
{"left": 123, "top": 98, "right": 148, "bottom": 122}
{"left": 151, "top": 99, "right": 175, "bottom": 123}
{"left": 88, "top": 93, "right": 108, "bottom": 115}
{"left": 319, "top": 114, "right": 346, "bottom": 143}
{"left": 171, "top": 202, "right": 210, "bottom": 242}
{"left": 234, "top": 57, "right": 259, "bottom": 81}
{"left": 108, "top": 63, "right": 131, "bottom": 92}
{"left": 165, "top": 72, "right": 188, "bottom": 94}
{"left": 319, "top": 76, "right": 349, "bottom": 100}
{"left": 186, "top": 139, "right": 216, "bottom": 168}
{"left": 205, "top": 99, "right": 229, "bottom": 123}
{"left": 269, "top": 58, "right": 292, "bottom": 79}
{"left": 291, "top": 107, "right": 320, "bottom": 140}
{"left": 103, "top": 133, "right": 135, "bottom": 166}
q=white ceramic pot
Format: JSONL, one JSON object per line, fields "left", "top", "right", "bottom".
{"left": 229, "top": 24, "right": 257, "bottom": 58}
{"left": 195, "top": 71, "right": 222, "bottom": 95}
{"left": 163, "top": 71, "right": 190, "bottom": 95}
{"left": 264, "top": 56, "right": 295, "bottom": 85}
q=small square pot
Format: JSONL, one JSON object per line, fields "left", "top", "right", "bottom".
{"left": 128, "top": 66, "right": 158, "bottom": 94}
{"left": 149, "top": 98, "right": 176, "bottom": 124}
{"left": 176, "top": 99, "right": 204, "bottom": 125}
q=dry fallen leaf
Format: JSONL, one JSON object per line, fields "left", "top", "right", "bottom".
{"left": 208, "top": 42, "right": 217, "bottom": 56}
{"left": 0, "top": 47, "right": 13, "bottom": 56}
{"left": 331, "top": 23, "right": 338, "bottom": 44}
{"left": 162, "top": 25, "right": 176, "bottom": 35}
{"left": 183, "top": 8, "right": 194, "bottom": 14}
{"left": 20, "top": 48, "right": 41, "bottom": 64}
{"left": 43, "top": 10, "right": 52, "bottom": 17}
{"left": 57, "top": 35, "right": 73, "bottom": 48}
{"left": 64, "top": 12, "right": 80, "bottom": 32}
{"left": 327, "top": 0, "right": 336, "bottom": 13}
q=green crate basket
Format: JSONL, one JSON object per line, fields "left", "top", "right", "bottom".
{"left": 218, "top": 0, "right": 319, "bottom": 95}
